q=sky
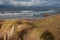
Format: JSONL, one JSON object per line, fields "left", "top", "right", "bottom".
{"left": 0, "top": 0, "right": 60, "bottom": 7}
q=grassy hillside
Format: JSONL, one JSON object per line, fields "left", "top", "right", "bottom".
{"left": 0, "top": 14, "right": 60, "bottom": 40}
{"left": 32, "top": 14, "right": 60, "bottom": 40}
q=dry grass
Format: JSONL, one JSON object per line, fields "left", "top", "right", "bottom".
{"left": 32, "top": 14, "right": 60, "bottom": 40}
{"left": 0, "top": 14, "right": 60, "bottom": 40}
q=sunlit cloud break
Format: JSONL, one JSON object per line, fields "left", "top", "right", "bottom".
{"left": 9, "top": 0, "right": 46, "bottom": 6}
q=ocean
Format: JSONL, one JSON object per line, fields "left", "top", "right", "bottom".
{"left": 0, "top": 10, "right": 59, "bottom": 19}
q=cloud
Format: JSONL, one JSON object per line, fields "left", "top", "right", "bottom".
{"left": 0, "top": 0, "right": 4, "bottom": 4}
{"left": 9, "top": 0, "right": 39, "bottom": 6}
{"left": 0, "top": 0, "right": 60, "bottom": 6}
{"left": 9, "top": 0, "right": 51, "bottom": 6}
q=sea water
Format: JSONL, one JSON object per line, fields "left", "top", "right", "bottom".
{"left": 0, "top": 10, "right": 58, "bottom": 19}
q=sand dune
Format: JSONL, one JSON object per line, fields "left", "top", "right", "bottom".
{"left": 32, "top": 14, "right": 60, "bottom": 40}
{"left": 0, "top": 14, "right": 60, "bottom": 40}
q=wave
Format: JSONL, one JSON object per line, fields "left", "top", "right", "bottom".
{"left": 0, "top": 10, "right": 59, "bottom": 19}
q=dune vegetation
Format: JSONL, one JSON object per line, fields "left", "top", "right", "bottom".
{"left": 0, "top": 14, "right": 60, "bottom": 40}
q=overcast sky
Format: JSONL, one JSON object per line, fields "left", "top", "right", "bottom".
{"left": 0, "top": 0, "right": 60, "bottom": 6}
